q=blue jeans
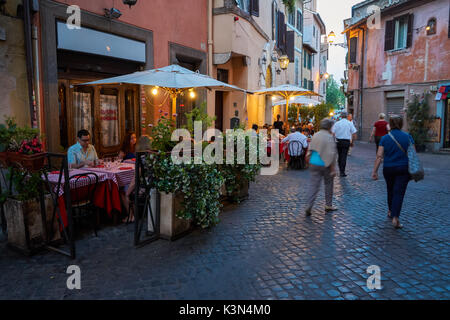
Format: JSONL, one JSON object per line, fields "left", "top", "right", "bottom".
{"left": 383, "top": 165, "right": 410, "bottom": 218}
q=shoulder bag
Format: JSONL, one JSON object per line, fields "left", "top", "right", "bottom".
{"left": 388, "top": 132, "right": 425, "bottom": 182}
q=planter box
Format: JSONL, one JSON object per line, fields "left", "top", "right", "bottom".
{"left": 4, "top": 195, "right": 61, "bottom": 255}
{"left": 0, "top": 152, "right": 46, "bottom": 171}
{"left": 158, "top": 192, "right": 192, "bottom": 240}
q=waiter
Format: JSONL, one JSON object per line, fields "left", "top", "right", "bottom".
{"left": 331, "top": 111, "right": 357, "bottom": 177}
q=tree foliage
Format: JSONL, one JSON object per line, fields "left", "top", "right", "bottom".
{"left": 326, "top": 75, "right": 345, "bottom": 110}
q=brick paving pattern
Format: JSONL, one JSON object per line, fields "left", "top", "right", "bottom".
{"left": 0, "top": 142, "right": 449, "bottom": 300}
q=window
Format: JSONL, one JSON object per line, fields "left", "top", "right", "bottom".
{"left": 308, "top": 81, "right": 314, "bottom": 91}
{"left": 125, "top": 90, "right": 135, "bottom": 133}
{"left": 295, "top": 57, "right": 299, "bottom": 85}
{"left": 349, "top": 37, "right": 358, "bottom": 63}
{"left": 288, "top": 8, "right": 295, "bottom": 26}
{"left": 272, "top": 1, "right": 278, "bottom": 42}
{"left": 303, "top": 78, "right": 308, "bottom": 89}
{"left": 297, "top": 10, "right": 303, "bottom": 33}
{"left": 307, "top": 53, "right": 312, "bottom": 70}
{"left": 303, "top": 51, "right": 307, "bottom": 68}
{"left": 385, "top": 14, "right": 413, "bottom": 51}
{"left": 427, "top": 18, "right": 436, "bottom": 35}
{"left": 99, "top": 88, "right": 120, "bottom": 148}
{"left": 237, "top": 0, "right": 259, "bottom": 16}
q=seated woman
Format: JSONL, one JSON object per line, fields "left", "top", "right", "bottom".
{"left": 120, "top": 135, "right": 152, "bottom": 223}
{"left": 118, "top": 132, "right": 137, "bottom": 161}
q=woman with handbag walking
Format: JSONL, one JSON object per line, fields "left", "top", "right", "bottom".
{"left": 371, "top": 115, "right": 415, "bottom": 229}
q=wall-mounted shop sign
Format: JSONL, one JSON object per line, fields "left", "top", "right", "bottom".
{"left": 56, "top": 21, "right": 145, "bottom": 63}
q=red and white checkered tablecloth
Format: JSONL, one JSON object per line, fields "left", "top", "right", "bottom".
{"left": 79, "top": 164, "right": 135, "bottom": 188}
{"left": 44, "top": 169, "right": 109, "bottom": 197}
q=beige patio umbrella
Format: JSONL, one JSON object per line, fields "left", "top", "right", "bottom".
{"left": 80, "top": 64, "right": 245, "bottom": 120}
{"left": 253, "top": 84, "right": 321, "bottom": 123}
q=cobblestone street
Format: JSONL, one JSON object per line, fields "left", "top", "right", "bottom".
{"left": 0, "top": 142, "right": 449, "bottom": 300}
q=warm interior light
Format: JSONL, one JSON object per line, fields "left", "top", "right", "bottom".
{"left": 189, "top": 89, "right": 196, "bottom": 99}
{"left": 308, "top": 103, "right": 313, "bottom": 107}
{"left": 290, "top": 96, "right": 295, "bottom": 101}
{"left": 426, "top": 26, "right": 431, "bottom": 31}
{"left": 272, "top": 96, "right": 276, "bottom": 101}
{"left": 329, "top": 112, "right": 334, "bottom": 116}
{"left": 152, "top": 87, "right": 158, "bottom": 95}
{"left": 279, "top": 55, "right": 290, "bottom": 70}
{"left": 328, "top": 31, "right": 336, "bottom": 44}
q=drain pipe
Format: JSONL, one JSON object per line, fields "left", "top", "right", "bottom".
{"left": 32, "top": 25, "right": 42, "bottom": 134}
{"left": 208, "top": 0, "right": 213, "bottom": 76}
{"left": 358, "top": 26, "right": 365, "bottom": 140}
{"left": 23, "top": 0, "right": 36, "bottom": 128}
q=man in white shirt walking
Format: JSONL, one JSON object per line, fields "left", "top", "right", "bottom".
{"left": 331, "top": 111, "right": 357, "bottom": 177}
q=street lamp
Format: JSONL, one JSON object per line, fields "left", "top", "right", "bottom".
{"left": 327, "top": 31, "right": 348, "bottom": 48}
{"left": 321, "top": 72, "right": 330, "bottom": 80}
{"left": 279, "top": 55, "right": 290, "bottom": 70}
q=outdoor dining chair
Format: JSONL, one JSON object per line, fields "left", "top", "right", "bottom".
{"left": 68, "top": 172, "right": 99, "bottom": 237}
{"left": 287, "top": 141, "right": 306, "bottom": 170}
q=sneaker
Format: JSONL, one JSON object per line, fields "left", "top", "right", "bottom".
{"left": 325, "top": 206, "right": 338, "bottom": 212}
{"left": 340, "top": 173, "right": 347, "bottom": 177}
{"left": 305, "top": 208, "right": 312, "bottom": 216}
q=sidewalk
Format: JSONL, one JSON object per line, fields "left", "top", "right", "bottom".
{"left": 0, "top": 142, "right": 449, "bottom": 299}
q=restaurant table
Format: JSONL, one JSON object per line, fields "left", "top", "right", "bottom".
{"left": 45, "top": 169, "right": 117, "bottom": 227}
{"left": 123, "top": 158, "right": 136, "bottom": 165}
{"left": 80, "top": 163, "right": 135, "bottom": 187}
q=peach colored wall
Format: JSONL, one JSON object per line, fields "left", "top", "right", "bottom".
{"left": 348, "top": 0, "right": 450, "bottom": 91}
{"left": 54, "top": 0, "right": 208, "bottom": 68}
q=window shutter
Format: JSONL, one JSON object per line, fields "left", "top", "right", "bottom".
{"left": 297, "top": 11, "right": 303, "bottom": 32}
{"left": 308, "top": 81, "right": 314, "bottom": 91}
{"left": 303, "top": 51, "right": 306, "bottom": 68}
{"left": 250, "top": 0, "right": 259, "bottom": 17}
{"left": 303, "top": 78, "right": 307, "bottom": 89}
{"left": 406, "top": 14, "right": 414, "bottom": 48}
{"left": 385, "top": 20, "right": 395, "bottom": 51}
{"left": 308, "top": 54, "right": 312, "bottom": 70}
{"left": 277, "top": 11, "right": 285, "bottom": 50}
{"left": 349, "top": 37, "right": 358, "bottom": 63}
{"left": 286, "top": 31, "right": 295, "bottom": 62}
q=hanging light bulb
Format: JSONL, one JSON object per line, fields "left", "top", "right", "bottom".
{"left": 189, "top": 89, "right": 196, "bottom": 99}
{"left": 152, "top": 87, "right": 158, "bottom": 96}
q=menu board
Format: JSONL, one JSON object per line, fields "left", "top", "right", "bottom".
{"left": 425, "top": 118, "right": 441, "bottom": 143}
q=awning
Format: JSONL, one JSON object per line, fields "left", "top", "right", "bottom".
{"left": 436, "top": 86, "right": 450, "bottom": 100}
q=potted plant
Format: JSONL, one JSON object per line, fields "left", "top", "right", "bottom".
{"left": 407, "top": 93, "right": 431, "bottom": 152}
{"left": 1, "top": 167, "right": 60, "bottom": 255}
{"left": 0, "top": 117, "right": 45, "bottom": 171}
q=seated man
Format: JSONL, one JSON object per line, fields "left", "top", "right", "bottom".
{"left": 282, "top": 127, "right": 308, "bottom": 156}
{"left": 67, "top": 129, "right": 99, "bottom": 169}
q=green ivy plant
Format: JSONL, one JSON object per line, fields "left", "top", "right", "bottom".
{"left": 282, "top": 0, "right": 296, "bottom": 13}
{"left": 407, "top": 93, "right": 431, "bottom": 150}
{"left": 149, "top": 116, "right": 177, "bottom": 152}
{"left": 184, "top": 102, "right": 216, "bottom": 135}
{"left": 146, "top": 152, "right": 224, "bottom": 228}
{"left": 0, "top": 168, "right": 43, "bottom": 203}
{"left": 219, "top": 129, "right": 261, "bottom": 203}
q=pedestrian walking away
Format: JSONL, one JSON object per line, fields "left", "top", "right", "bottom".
{"left": 331, "top": 111, "right": 357, "bottom": 177}
{"left": 371, "top": 115, "right": 415, "bottom": 229}
{"left": 370, "top": 113, "right": 390, "bottom": 153}
{"left": 305, "top": 118, "right": 338, "bottom": 216}
{"left": 347, "top": 113, "right": 357, "bottom": 155}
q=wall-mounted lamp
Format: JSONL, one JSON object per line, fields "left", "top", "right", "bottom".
{"left": 279, "top": 55, "right": 290, "bottom": 70}
{"left": 123, "top": 0, "right": 138, "bottom": 8}
{"left": 327, "top": 31, "right": 348, "bottom": 48}
{"left": 104, "top": 8, "right": 122, "bottom": 19}
{"left": 320, "top": 73, "right": 330, "bottom": 80}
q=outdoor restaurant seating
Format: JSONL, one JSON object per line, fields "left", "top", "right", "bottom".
{"left": 68, "top": 172, "right": 99, "bottom": 237}
{"left": 288, "top": 141, "right": 306, "bottom": 170}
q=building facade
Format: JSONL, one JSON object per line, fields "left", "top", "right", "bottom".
{"left": 302, "top": 0, "right": 327, "bottom": 102}
{"left": 344, "top": 0, "right": 450, "bottom": 151}
{"left": 1, "top": 0, "right": 209, "bottom": 154}
{"left": 212, "top": 0, "right": 305, "bottom": 130}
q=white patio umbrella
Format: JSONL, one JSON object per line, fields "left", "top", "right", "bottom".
{"left": 272, "top": 96, "right": 321, "bottom": 107}
{"left": 253, "top": 84, "right": 321, "bottom": 123}
{"left": 79, "top": 64, "right": 245, "bottom": 119}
